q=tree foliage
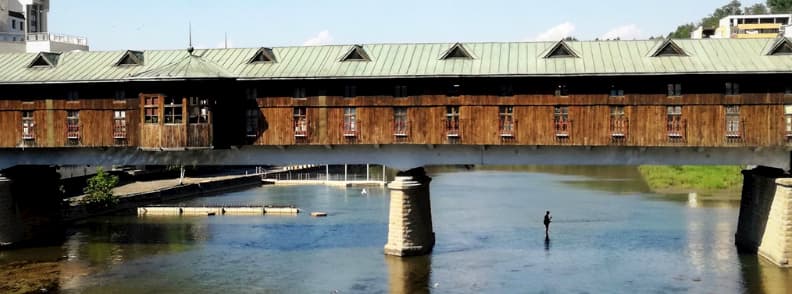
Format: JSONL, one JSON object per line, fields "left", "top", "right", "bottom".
{"left": 745, "top": 3, "right": 769, "bottom": 14}
{"left": 768, "top": 0, "right": 792, "bottom": 13}
{"left": 82, "top": 167, "right": 119, "bottom": 208}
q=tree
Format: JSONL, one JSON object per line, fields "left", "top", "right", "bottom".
{"left": 768, "top": 0, "right": 792, "bottom": 13}
{"left": 669, "top": 23, "right": 697, "bottom": 39}
{"left": 745, "top": 3, "right": 769, "bottom": 14}
{"left": 562, "top": 36, "right": 579, "bottom": 41}
{"left": 702, "top": 0, "right": 743, "bottom": 28}
{"left": 82, "top": 167, "right": 119, "bottom": 208}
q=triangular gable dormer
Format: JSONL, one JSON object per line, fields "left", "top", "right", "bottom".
{"left": 767, "top": 38, "right": 792, "bottom": 55}
{"left": 543, "top": 41, "right": 578, "bottom": 58}
{"left": 28, "top": 52, "right": 61, "bottom": 68}
{"left": 440, "top": 43, "right": 474, "bottom": 60}
{"left": 340, "top": 45, "right": 370, "bottom": 61}
{"left": 651, "top": 39, "right": 687, "bottom": 57}
{"left": 116, "top": 50, "right": 144, "bottom": 66}
{"left": 248, "top": 47, "right": 276, "bottom": 63}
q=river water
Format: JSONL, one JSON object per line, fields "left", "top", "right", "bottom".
{"left": 2, "top": 166, "right": 792, "bottom": 293}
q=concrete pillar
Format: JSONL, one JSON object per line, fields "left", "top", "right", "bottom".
{"left": 735, "top": 166, "right": 792, "bottom": 267}
{"left": 0, "top": 176, "right": 23, "bottom": 245}
{"left": 384, "top": 167, "right": 434, "bottom": 257}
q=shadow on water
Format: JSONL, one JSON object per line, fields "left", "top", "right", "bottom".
{"left": 739, "top": 253, "right": 792, "bottom": 294}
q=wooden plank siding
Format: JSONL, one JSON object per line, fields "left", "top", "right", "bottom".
{"left": 0, "top": 77, "right": 791, "bottom": 149}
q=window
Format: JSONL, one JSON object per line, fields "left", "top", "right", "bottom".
{"left": 164, "top": 97, "right": 182, "bottom": 124}
{"left": 499, "top": 84, "right": 514, "bottom": 97}
{"left": 113, "top": 111, "right": 127, "bottom": 142}
{"left": 667, "top": 106, "right": 684, "bottom": 142}
{"left": 610, "top": 106, "right": 627, "bottom": 140}
{"left": 555, "top": 84, "right": 569, "bottom": 97}
{"left": 445, "top": 106, "right": 460, "bottom": 137}
{"left": 499, "top": 106, "right": 515, "bottom": 137}
{"left": 725, "top": 82, "right": 740, "bottom": 95}
{"left": 344, "top": 85, "right": 357, "bottom": 98}
{"left": 11, "top": 20, "right": 15, "bottom": 30}
{"left": 609, "top": 85, "right": 624, "bottom": 97}
{"left": 667, "top": 83, "right": 682, "bottom": 96}
{"left": 447, "top": 83, "right": 462, "bottom": 97}
{"left": 188, "top": 97, "right": 209, "bottom": 124}
{"left": 786, "top": 105, "right": 792, "bottom": 139}
{"left": 67, "top": 90, "right": 79, "bottom": 101}
{"left": 293, "top": 87, "right": 306, "bottom": 99}
{"left": 554, "top": 106, "right": 570, "bottom": 138}
{"left": 114, "top": 90, "right": 126, "bottom": 101}
{"left": 143, "top": 96, "right": 159, "bottom": 124}
{"left": 245, "top": 109, "right": 259, "bottom": 137}
{"left": 21, "top": 111, "right": 34, "bottom": 140}
{"left": 246, "top": 88, "right": 258, "bottom": 100}
{"left": 726, "top": 105, "right": 741, "bottom": 139}
{"left": 293, "top": 107, "right": 308, "bottom": 137}
{"left": 393, "top": 107, "right": 408, "bottom": 137}
{"left": 394, "top": 85, "right": 409, "bottom": 98}
{"left": 343, "top": 107, "right": 357, "bottom": 137}
{"left": 66, "top": 111, "right": 79, "bottom": 142}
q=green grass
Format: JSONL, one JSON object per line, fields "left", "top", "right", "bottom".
{"left": 637, "top": 165, "right": 743, "bottom": 192}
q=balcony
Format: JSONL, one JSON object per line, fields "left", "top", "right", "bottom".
{"left": 343, "top": 120, "right": 358, "bottom": 138}
{"left": 667, "top": 119, "right": 687, "bottom": 144}
{"left": 444, "top": 119, "right": 460, "bottom": 137}
{"left": 554, "top": 119, "right": 571, "bottom": 143}
{"left": 26, "top": 33, "right": 88, "bottom": 46}
{"left": 294, "top": 119, "right": 309, "bottom": 137}
{"left": 610, "top": 117, "right": 629, "bottom": 144}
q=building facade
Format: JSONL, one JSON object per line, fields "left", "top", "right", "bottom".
{"left": 0, "top": 38, "right": 791, "bottom": 150}
{"left": 0, "top": 0, "right": 87, "bottom": 53}
{"left": 693, "top": 14, "right": 792, "bottom": 39}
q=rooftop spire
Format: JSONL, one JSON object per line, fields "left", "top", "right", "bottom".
{"left": 187, "top": 22, "right": 194, "bottom": 55}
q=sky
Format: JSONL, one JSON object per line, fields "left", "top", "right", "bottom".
{"left": 49, "top": 0, "right": 767, "bottom": 51}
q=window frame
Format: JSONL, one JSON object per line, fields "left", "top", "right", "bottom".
{"left": 667, "top": 83, "right": 682, "bottom": 97}
{"left": 143, "top": 96, "right": 160, "bottom": 124}
{"left": 293, "top": 107, "right": 308, "bottom": 137}
{"left": 163, "top": 96, "right": 183, "bottom": 124}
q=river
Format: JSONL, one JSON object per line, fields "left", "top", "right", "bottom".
{"left": 1, "top": 166, "right": 791, "bottom": 293}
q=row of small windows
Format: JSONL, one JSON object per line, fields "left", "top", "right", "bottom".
{"left": 243, "top": 105, "right": 792, "bottom": 143}
{"left": 20, "top": 110, "right": 128, "bottom": 146}
{"left": 252, "top": 82, "right": 755, "bottom": 99}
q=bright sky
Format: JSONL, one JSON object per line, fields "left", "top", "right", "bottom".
{"left": 50, "top": 0, "right": 766, "bottom": 51}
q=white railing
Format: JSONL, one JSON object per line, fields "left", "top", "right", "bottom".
{"left": 26, "top": 32, "right": 88, "bottom": 46}
{"left": 0, "top": 32, "right": 25, "bottom": 42}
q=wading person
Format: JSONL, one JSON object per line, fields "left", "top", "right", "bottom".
{"left": 544, "top": 211, "right": 552, "bottom": 239}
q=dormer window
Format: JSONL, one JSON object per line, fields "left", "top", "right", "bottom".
{"left": 544, "top": 41, "right": 578, "bottom": 58}
{"left": 441, "top": 43, "right": 474, "bottom": 60}
{"left": 768, "top": 38, "right": 792, "bottom": 55}
{"left": 652, "top": 39, "right": 687, "bottom": 57}
{"left": 248, "top": 47, "right": 276, "bottom": 63}
{"left": 29, "top": 52, "right": 60, "bottom": 68}
{"left": 340, "top": 45, "right": 370, "bottom": 62}
{"left": 116, "top": 50, "right": 144, "bottom": 66}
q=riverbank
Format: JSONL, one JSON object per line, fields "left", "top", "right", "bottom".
{"left": 637, "top": 165, "right": 743, "bottom": 196}
{"left": 63, "top": 174, "right": 264, "bottom": 221}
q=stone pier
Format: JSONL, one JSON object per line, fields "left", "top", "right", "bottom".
{"left": 735, "top": 166, "right": 792, "bottom": 267}
{"left": 384, "top": 168, "right": 435, "bottom": 257}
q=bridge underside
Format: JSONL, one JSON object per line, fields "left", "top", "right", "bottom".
{"left": 0, "top": 145, "right": 788, "bottom": 170}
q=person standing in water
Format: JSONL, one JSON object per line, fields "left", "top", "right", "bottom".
{"left": 544, "top": 211, "right": 552, "bottom": 239}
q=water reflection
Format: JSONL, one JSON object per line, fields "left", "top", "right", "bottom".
{"left": 386, "top": 255, "right": 432, "bottom": 294}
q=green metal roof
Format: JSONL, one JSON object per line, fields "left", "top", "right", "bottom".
{"left": 1, "top": 38, "right": 792, "bottom": 84}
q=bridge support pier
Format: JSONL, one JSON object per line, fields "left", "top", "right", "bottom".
{"left": 384, "top": 167, "right": 434, "bottom": 257}
{"left": 736, "top": 166, "right": 792, "bottom": 267}
{"left": 0, "top": 166, "right": 63, "bottom": 247}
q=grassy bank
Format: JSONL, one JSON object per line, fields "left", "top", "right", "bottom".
{"left": 637, "top": 165, "right": 743, "bottom": 194}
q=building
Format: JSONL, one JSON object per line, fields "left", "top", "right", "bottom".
{"left": 0, "top": 38, "right": 790, "bottom": 150}
{"left": 0, "top": 0, "right": 87, "bottom": 53}
{"left": 693, "top": 14, "right": 792, "bottom": 39}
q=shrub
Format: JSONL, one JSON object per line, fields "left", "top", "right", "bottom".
{"left": 81, "top": 167, "right": 120, "bottom": 208}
